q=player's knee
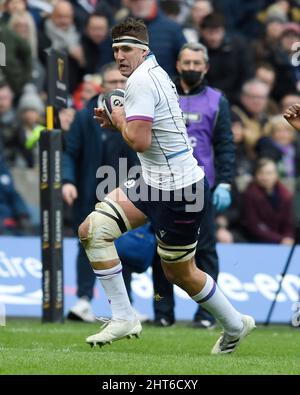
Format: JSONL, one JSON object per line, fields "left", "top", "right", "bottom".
{"left": 78, "top": 199, "right": 131, "bottom": 263}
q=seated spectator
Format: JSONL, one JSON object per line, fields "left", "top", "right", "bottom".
{"left": 241, "top": 158, "right": 294, "bottom": 245}
{"left": 26, "top": 0, "right": 54, "bottom": 28}
{"left": 253, "top": 14, "right": 286, "bottom": 63}
{"left": 17, "top": 83, "right": 45, "bottom": 168}
{"left": 256, "top": 115, "right": 299, "bottom": 194}
{"left": 81, "top": 13, "right": 114, "bottom": 75}
{"left": 0, "top": 18, "right": 32, "bottom": 98}
{"left": 71, "top": 0, "right": 115, "bottom": 33}
{"left": 38, "top": 0, "right": 85, "bottom": 93}
{"left": 213, "top": 0, "right": 264, "bottom": 38}
{"left": 253, "top": 14, "right": 296, "bottom": 101}
{"left": 58, "top": 107, "right": 76, "bottom": 132}
{"left": 9, "top": 11, "right": 46, "bottom": 92}
{"left": 216, "top": 112, "right": 254, "bottom": 244}
{"left": 231, "top": 111, "right": 255, "bottom": 192}
{"left": 0, "top": 82, "right": 22, "bottom": 166}
{"left": 0, "top": 150, "right": 32, "bottom": 235}
{"left": 255, "top": 62, "right": 279, "bottom": 114}
{"left": 199, "top": 12, "right": 254, "bottom": 104}
{"left": 257, "top": 0, "right": 300, "bottom": 26}
{"left": 231, "top": 79, "right": 271, "bottom": 154}
{"left": 2, "top": 0, "right": 27, "bottom": 23}
{"left": 159, "top": 0, "right": 181, "bottom": 22}
{"left": 182, "top": 0, "right": 213, "bottom": 43}
{"left": 159, "top": 0, "right": 194, "bottom": 25}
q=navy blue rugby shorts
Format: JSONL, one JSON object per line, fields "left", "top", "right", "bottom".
{"left": 120, "top": 175, "right": 210, "bottom": 246}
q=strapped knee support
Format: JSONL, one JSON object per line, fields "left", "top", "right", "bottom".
{"left": 157, "top": 239, "right": 198, "bottom": 263}
{"left": 80, "top": 197, "right": 131, "bottom": 263}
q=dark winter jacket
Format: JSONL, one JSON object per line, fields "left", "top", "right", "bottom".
{"left": 81, "top": 34, "right": 114, "bottom": 74}
{"left": 241, "top": 181, "right": 294, "bottom": 243}
{"left": 200, "top": 34, "right": 254, "bottom": 104}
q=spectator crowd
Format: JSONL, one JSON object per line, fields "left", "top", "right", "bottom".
{"left": 0, "top": 0, "right": 300, "bottom": 245}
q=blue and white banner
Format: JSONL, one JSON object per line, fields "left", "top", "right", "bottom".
{"left": 0, "top": 237, "right": 299, "bottom": 323}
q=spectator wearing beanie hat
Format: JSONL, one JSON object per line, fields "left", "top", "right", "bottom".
{"left": 18, "top": 83, "right": 45, "bottom": 167}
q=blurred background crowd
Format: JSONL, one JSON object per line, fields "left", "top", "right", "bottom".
{"left": 1, "top": 0, "right": 300, "bottom": 245}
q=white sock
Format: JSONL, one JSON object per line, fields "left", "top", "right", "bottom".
{"left": 192, "top": 273, "right": 243, "bottom": 336}
{"left": 94, "top": 262, "right": 135, "bottom": 321}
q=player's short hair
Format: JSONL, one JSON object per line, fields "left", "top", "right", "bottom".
{"left": 111, "top": 17, "right": 149, "bottom": 45}
{"left": 178, "top": 42, "right": 209, "bottom": 64}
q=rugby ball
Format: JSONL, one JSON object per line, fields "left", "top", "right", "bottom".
{"left": 102, "top": 89, "right": 125, "bottom": 123}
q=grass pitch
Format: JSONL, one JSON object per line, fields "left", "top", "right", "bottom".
{"left": 0, "top": 319, "right": 300, "bottom": 375}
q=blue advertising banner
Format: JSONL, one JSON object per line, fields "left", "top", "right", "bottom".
{"left": 0, "top": 236, "right": 299, "bottom": 323}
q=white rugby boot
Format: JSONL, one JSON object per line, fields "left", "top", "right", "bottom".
{"left": 132, "top": 307, "right": 149, "bottom": 323}
{"left": 67, "top": 298, "right": 96, "bottom": 323}
{"left": 211, "top": 315, "right": 256, "bottom": 355}
{"left": 86, "top": 318, "right": 142, "bottom": 347}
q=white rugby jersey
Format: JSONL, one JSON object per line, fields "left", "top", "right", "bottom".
{"left": 125, "top": 53, "right": 204, "bottom": 191}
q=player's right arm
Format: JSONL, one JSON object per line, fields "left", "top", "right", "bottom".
{"left": 111, "top": 106, "right": 152, "bottom": 152}
{"left": 115, "top": 74, "right": 155, "bottom": 152}
{"left": 283, "top": 103, "right": 300, "bottom": 130}
{"left": 93, "top": 106, "right": 152, "bottom": 152}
